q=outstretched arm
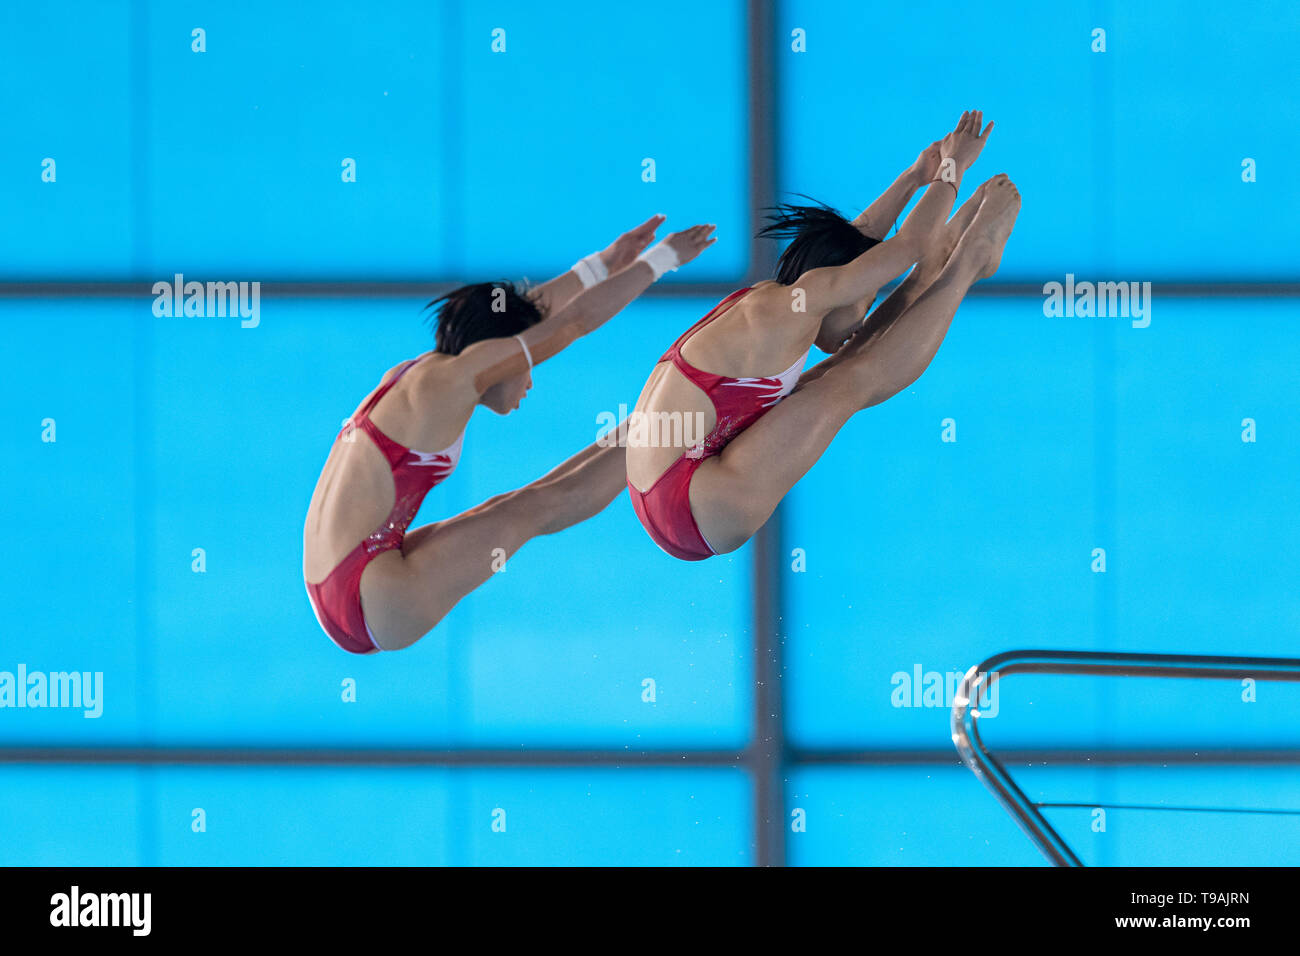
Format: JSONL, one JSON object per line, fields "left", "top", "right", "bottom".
{"left": 794, "top": 111, "right": 993, "bottom": 315}
{"left": 457, "top": 224, "right": 718, "bottom": 394}
{"left": 527, "top": 215, "right": 666, "bottom": 317}
{"left": 851, "top": 141, "right": 939, "bottom": 240}
{"left": 892, "top": 111, "right": 992, "bottom": 246}
{"left": 797, "top": 173, "right": 1000, "bottom": 388}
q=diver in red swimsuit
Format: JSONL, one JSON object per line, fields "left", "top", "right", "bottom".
{"left": 627, "top": 112, "right": 1020, "bottom": 560}
{"left": 304, "top": 356, "right": 464, "bottom": 653}
{"left": 304, "top": 217, "right": 717, "bottom": 652}
{"left": 627, "top": 287, "right": 808, "bottom": 560}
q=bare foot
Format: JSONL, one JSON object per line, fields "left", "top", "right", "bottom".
{"left": 952, "top": 175, "right": 1020, "bottom": 280}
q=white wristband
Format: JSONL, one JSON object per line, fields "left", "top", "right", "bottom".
{"left": 571, "top": 252, "right": 608, "bottom": 289}
{"left": 514, "top": 334, "right": 534, "bottom": 370}
{"left": 636, "top": 241, "right": 679, "bottom": 281}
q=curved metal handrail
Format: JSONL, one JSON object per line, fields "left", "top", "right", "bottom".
{"left": 950, "top": 649, "right": 1300, "bottom": 866}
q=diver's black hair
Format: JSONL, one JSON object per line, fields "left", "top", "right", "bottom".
{"left": 757, "top": 196, "right": 880, "bottom": 285}
{"left": 424, "top": 280, "right": 544, "bottom": 355}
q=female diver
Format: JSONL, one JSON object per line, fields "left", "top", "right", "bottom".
{"left": 304, "top": 216, "right": 718, "bottom": 651}
{"left": 626, "top": 111, "right": 1020, "bottom": 560}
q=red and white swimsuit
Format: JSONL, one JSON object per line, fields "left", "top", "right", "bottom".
{"left": 305, "top": 358, "right": 463, "bottom": 653}
{"left": 628, "top": 289, "right": 808, "bottom": 561}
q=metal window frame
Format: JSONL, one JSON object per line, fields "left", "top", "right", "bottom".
{"left": 951, "top": 649, "right": 1300, "bottom": 866}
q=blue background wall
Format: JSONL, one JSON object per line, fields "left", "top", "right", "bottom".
{"left": 1, "top": 0, "right": 1298, "bottom": 865}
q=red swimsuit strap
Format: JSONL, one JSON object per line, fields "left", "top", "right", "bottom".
{"left": 356, "top": 357, "right": 422, "bottom": 425}
{"left": 661, "top": 288, "right": 752, "bottom": 366}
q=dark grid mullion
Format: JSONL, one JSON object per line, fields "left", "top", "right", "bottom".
{"left": 8, "top": 747, "right": 1299, "bottom": 767}
{"left": 2, "top": 281, "right": 1297, "bottom": 298}
{"left": 743, "top": 0, "right": 787, "bottom": 868}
